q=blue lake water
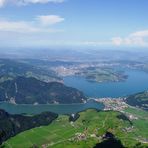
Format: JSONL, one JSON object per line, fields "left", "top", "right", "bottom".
{"left": 64, "top": 70, "right": 148, "bottom": 97}
{"left": 0, "top": 100, "right": 104, "bottom": 115}
{"left": 0, "top": 69, "right": 148, "bottom": 115}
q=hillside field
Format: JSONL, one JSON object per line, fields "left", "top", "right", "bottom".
{"left": 2, "top": 109, "right": 148, "bottom": 148}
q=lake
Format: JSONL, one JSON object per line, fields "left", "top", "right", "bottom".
{"left": 0, "top": 69, "right": 148, "bottom": 115}
{"left": 0, "top": 100, "right": 104, "bottom": 115}
{"left": 64, "top": 69, "right": 148, "bottom": 97}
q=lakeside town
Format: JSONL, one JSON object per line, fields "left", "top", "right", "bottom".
{"left": 93, "top": 97, "right": 140, "bottom": 121}
{"left": 94, "top": 97, "right": 128, "bottom": 111}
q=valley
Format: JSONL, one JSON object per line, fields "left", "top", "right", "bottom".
{"left": 0, "top": 58, "right": 148, "bottom": 148}
{"left": 2, "top": 109, "right": 148, "bottom": 148}
{"left": 0, "top": 0, "right": 148, "bottom": 147}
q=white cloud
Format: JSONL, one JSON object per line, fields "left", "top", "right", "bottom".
{"left": 21, "top": 0, "right": 65, "bottom": 4}
{"left": 0, "top": 15, "right": 64, "bottom": 33}
{"left": 36, "top": 15, "right": 64, "bottom": 26}
{"left": 111, "top": 30, "right": 148, "bottom": 47}
{"left": 0, "top": 0, "right": 64, "bottom": 7}
{"left": 111, "top": 37, "right": 123, "bottom": 46}
{"left": 81, "top": 41, "right": 111, "bottom": 46}
{"left": 0, "top": 0, "right": 6, "bottom": 7}
{"left": 72, "top": 30, "right": 148, "bottom": 48}
{"left": 130, "top": 30, "right": 148, "bottom": 37}
{"left": 0, "top": 21, "right": 38, "bottom": 33}
{"left": 17, "top": 0, "right": 65, "bottom": 5}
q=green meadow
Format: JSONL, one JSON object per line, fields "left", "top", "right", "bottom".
{"left": 2, "top": 109, "right": 148, "bottom": 148}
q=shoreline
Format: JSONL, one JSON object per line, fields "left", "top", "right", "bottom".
{"left": 0, "top": 101, "right": 89, "bottom": 106}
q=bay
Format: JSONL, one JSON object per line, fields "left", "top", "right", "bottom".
{"left": 64, "top": 70, "right": 148, "bottom": 97}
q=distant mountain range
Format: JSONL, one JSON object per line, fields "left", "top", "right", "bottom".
{"left": 126, "top": 91, "right": 148, "bottom": 111}
{"left": 1, "top": 48, "right": 148, "bottom": 62}
{"left": 0, "top": 77, "right": 87, "bottom": 104}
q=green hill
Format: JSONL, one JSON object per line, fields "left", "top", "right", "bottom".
{"left": 125, "top": 91, "right": 148, "bottom": 111}
{"left": 0, "top": 109, "right": 58, "bottom": 144}
{"left": 0, "top": 77, "right": 86, "bottom": 104}
{"left": 2, "top": 109, "right": 148, "bottom": 148}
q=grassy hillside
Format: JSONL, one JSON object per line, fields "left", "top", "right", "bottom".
{"left": 0, "top": 77, "right": 86, "bottom": 104}
{"left": 2, "top": 109, "right": 148, "bottom": 148}
{"left": 0, "top": 109, "right": 58, "bottom": 144}
{"left": 124, "top": 107, "right": 148, "bottom": 139}
{"left": 126, "top": 91, "right": 148, "bottom": 111}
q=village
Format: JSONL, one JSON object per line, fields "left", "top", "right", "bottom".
{"left": 94, "top": 97, "right": 128, "bottom": 111}
{"left": 94, "top": 97, "right": 139, "bottom": 120}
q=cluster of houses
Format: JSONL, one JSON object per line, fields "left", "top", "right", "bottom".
{"left": 95, "top": 97, "right": 128, "bottom": 111}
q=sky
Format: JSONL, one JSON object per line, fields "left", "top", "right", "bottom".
{"left": 0, "top": 0, "right": 148, "bottom": 48}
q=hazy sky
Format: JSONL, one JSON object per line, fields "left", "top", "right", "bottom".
{"left": 0, "top": 0, "right": 148, "bottom": 48}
